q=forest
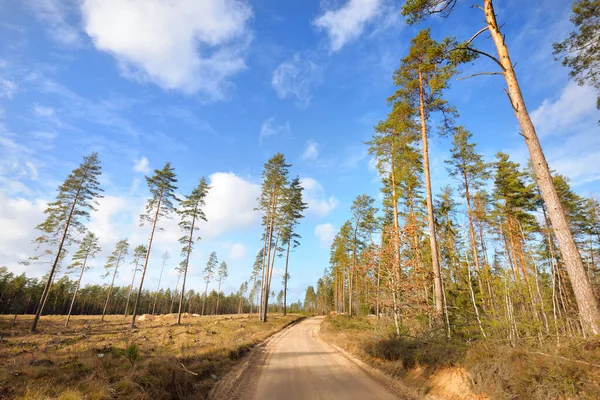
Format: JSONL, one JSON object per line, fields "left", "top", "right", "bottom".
{"left": 310, "top": 0, "right": 600, "bottom": 344}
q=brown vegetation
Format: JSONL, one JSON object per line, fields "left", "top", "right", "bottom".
{"left": 0, "top": 313, "right": 301, "bottom": 399}
{"left": 320, "top": 314, "right": 600, "bottom": 399}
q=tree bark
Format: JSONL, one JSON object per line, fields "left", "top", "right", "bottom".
{"left": 131, "top": 195, "right": 162, "bottom": 328}
{"left": 178, "top": 208, "right": 196, "bottom": 324}
{"left": 216, "top": 277, "right": 222, "bottom": 315}
{"left": 202, "top": 281, "right": 209, "bottom": 315}
{"left": 283, "top": 239, "right": 291, "bottom": 316}
{"left": 484, "top": 0, "right": 600, "bottom": 335}
{"left": 418, "top": 70, "right": 444, "bottom": 321}
{"left": 124, "top": 263, "right": 139, "bottom": 318}
{"left": 65, "top": 256, "right": 88, "bottom": 327}
{"left": 101, "top": 256, "right": 121, "bottom": 322}
{"left": 152, "top": 256, "right": 167, "bottom": 316}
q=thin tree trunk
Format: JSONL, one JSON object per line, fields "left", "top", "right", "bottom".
{"left": 101, "top": 256, "right": 121, "bottom": 322}
{"left": 202, "top": 281, "right": 209, "bottom": 316}
{"left": 466, "top": 251, "right": 486, "bottom": 339}
{"left": 153, "top": 256, "right": 167, "bottom": 316}
{"left": 124, "top": 263, "right": 139, "bottom": 318}
{"left": 131, "top": 195, "right": 162, "bottom": 328}
{"left": 418, "top": 70, "right": 444, "bottom": 321}
{"left": 171, "top": 269, "right": 182, "bottom": 314}
{"left": 66, "top": 256, "right": 88, "bottom": 327}
{"left": 484, "top": 0, "right": 600, "bottom": 335}
{"left": 216, "top": 277, "right": 222, "bottom": 315}
{"left": 464, "top": 177, "right": 486, "bottom": 306}
{"left": 283, "top": 239, "right": 291, "bottom": 316}
{"left": 31, "top": 188, "right": 81, "bottom": 332}
{"left": 263, "top": 233, "right": 279, "bottom": 322}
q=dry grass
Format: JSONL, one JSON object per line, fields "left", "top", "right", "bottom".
{"left": 0, "top": 313, "right": 302, "bottom": 399}
{"left": 320, "top": 315, "right": 600, "bottom": 399}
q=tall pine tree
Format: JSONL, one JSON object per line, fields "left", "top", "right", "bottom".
{"left": 31, "top": 152, "right": 103, "bottom": 332}
{"left": 131, "top": 162, "right": 178, "bottom": 328}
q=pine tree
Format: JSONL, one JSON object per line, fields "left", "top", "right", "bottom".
{"left": 124, "top": 245, "right": 146, "bottom": 317}
{"left": 402, "top": 0, "right": 600, "bottom": 335}
{"left": 250, "top": 250, "right": 263, "bottom": 315}
{"left": 281, "top": 177, "right": 307, "bottom": 316}
{"left": 446, "top": 127, "right": 490, "bottom": 304}
{"left": 216, "top": 261, "right": 228, "bottom": 315}
{"left": 349, "top": 194, "right": 378, "bottom": 316}
{"left": 330, "top": 221, "right": 352, "bottom": 314}
{"left": 131, "top": 162, "right": 178, "bottom": 328}
{"left": 492, "top": 152, "right": 537, "bottom": 281}
{"left": 177, "top": 177, "right": 210, "bottom": 324}
{"left": 65, "top": 232, "right": 101, "bottom": 327}
{"left": 202, "top": 251, "right": 218, "bottom": 316}
{"left": 553, "top": 0, "right": 600, "bottom": 112}
{"left": 101, "top": 239, "right": 129, "bottom": 322}
{"left": 31, "top": 152, "right": 103, "bottom": 332}
{"left": 257, "top": 153, "right": 290, "bottom": 322}
{"left": 389, "top": 28, "right": 461, "bottom": 323}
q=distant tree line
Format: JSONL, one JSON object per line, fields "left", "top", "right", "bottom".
{"left": 0, "top": 266, "right": 290, "bottom": 318}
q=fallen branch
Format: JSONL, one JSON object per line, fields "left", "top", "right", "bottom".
{"left": 180, "top": 363, "right": 199, "bottom": 376}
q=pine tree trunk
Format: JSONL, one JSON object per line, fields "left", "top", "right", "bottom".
{"left": 131, "top": 195, "right": 162, "bottom": 328}
{"left": 66, "top": 256, "right": 87, "bottom": 327}
{"left": 418, "top": 71, "right": 444, "bottom": 321}
{"left": 283, "top": 240, "right": 291, "bottom": 316}
{"left": 153, "top": 257, "right": 167, "bottom": 316}
{"left": 31, "top": 189, "right": 81, "bottom": 333}
{"left": 172, "top": 269, "right": 182, "bottom": 314}
{"left": 263, "top": 233, "right": 279, "bottom": 322}
{"left": 101, "top": 257, "right": 120, "bottom": 322}
{"left": 202, "top": 281, "right": 209, "bottom": 316}
{"left": 216, "top": 277, "right": 222, "bottom": 315}
{"left": 124, "top": 264, "right": 138, "bottom": 318}
{"left": 484, "top": 0, "right": 600, "bottom": 335}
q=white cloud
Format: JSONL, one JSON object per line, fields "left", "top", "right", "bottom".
{"left": 272, "top": 53, "right": 323, "bottom": 108}
{"left": 81, "top": 0, "right": 253, "bottom": 99}
{"left": 220, "top": 242, "right": 247, "bottom": 260}
{"left": 300, "top": 177, "right": 339, "bottom": 217}
{"left": 199, "top": 172, "right": 261, "bottom": 239}
{"left": 0, "top": 193, "right": 48, "bottom": 274}
{"left": 531, "top": 82, "right": 597, "bottom": 137}
{"left": 87, "top": 195, "right": 129, "bottom": 246}
{"left": 313, "top": 0, "right": 384, "bottom": 52}
{"left": 33, "top": 104, "right": 55, "bottom": 118}
{"left": 24, "top": 161, "right": 39, "bottom": 180}
{"left": 512, "top": 82, "right": 600, "bottom": 186}
{"left": 133, "top": 157, "right": 150, "bottom": 174}
{"left": 259, "top": 117, "right": 291, "bottom": 141}
{"left": 315, "top": 223, "right": 336, "bottom": 248}
{"left": 0, "top": 79, "right": 17, "bottom": 99}
{"left": 25, "top": 0, "right": 82, "bottom": 46}
{"left": 301, "top": 140, "right": 319, "bottom": 161}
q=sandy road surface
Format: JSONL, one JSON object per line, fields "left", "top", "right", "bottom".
{"left": 250, "top": 317, "right": 398, "bottom": 400}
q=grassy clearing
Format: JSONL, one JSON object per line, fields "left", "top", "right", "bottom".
{"left": 0, "top": 313, "right": 302, "bottom": 399}
{"left": 320, "top": 314, "right": 600, "bottom": 399}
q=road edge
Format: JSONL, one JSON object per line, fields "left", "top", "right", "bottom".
{"left": 315, "top": 321, "right": 421, "bottom": 400}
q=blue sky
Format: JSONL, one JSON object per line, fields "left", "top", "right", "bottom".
{"left": 1, "top": 0, "right": 599, "bottom": 303}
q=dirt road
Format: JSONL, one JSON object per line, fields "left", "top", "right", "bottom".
{"left": 248, "top": 316, "right": 398, "bottom": 399}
